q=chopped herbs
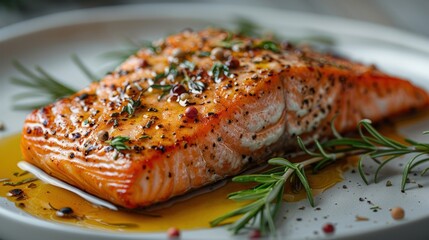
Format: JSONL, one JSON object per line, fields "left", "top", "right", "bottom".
{"left": 122, "top": 96, "right": 142, "bottom": 116}
{"left": 151, "top": 85, "right": 174, "bottom": 91}
{"left": 188, "top": 79, "right": 205, "bottom": 93}
{"left": 153, "top": 64, "right": 178, "bottom": 83}
{"left": 3, "top": 177, "right": 38, "bottom": 186}
{"left": 386, "top": 180, "right": 392, "bottom": 187}
{"left": 107, "top": 136, "right": 130, "bottom": 151}
{"left": 151, "top": 84, "right": 174, "bottom": 100}
{"left": 140, "top": 134, "right": 152, "bottom": 139}
{"left": 218, "top": 40, "right": 243, "bottom": 49}
{"left": 210, "top": 63, "right": 231, "bottom": 83}
{"left": 198, "top": 51, "right": 211, "bottom": 57}
{"left": 180, "top": 60, "right": 195, "bottom": 71}
{"left": 255, "top": 40, "right": 281, "bottom": 53}
{"left": 183, "top": 71, "right": 205, "bottom": 94}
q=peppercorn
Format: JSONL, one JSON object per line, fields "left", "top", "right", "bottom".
{"left": 391, "top": 207, "right": 405, "bottom": 220}
{"left": 211, "top": 47, "right": 224, "bottom": 60}
{"left": 167, "top": 227, "right": 180, "bottom": 238}
{"left": 7, "top": 189, "right": 23, "bottom": 197}
{"left": 172, "top": 84, "right": 187, "bottom": 95}
{"left": 185, "top": 106, "right": 198, "bottom": 119}
{"left": 97, "top": 130, "right": 109, "bottom": 142}
{"left": 172, "top": 48, "right": 184, "bottom": 58}
{"left": 249, "top": 229, "right": 261, "bottom": 239}
{"left": 322, "top": 223, "right": 335, "bottom": 234}
{"left": 179, "top": 93, "right": 190, "bottom": 101}
{"left": 56, "top": 207, "right": 74, "bottom": 217}
{"left": 226, "top": 57, "right": 240, "bottom": 69}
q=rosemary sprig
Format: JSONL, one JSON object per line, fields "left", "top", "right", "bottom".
{"left": 71, "top": 54, "right": 99, "bottom": 82}
{"left": 106, "top": 136, "right": 130, "bottom": 151}
{"left": 11, "top": 61, "right": 77, "bottom": 110}
{"left": 10, "top": 18, "right": 334, "bottom": 111}
{"left": 211, "top": 119, "right": 429, "bottom": 235}
{"left": 3, "top": 177, "right": 38, "bottom": 186}
{"left": 101, "top": 38, "right": 159, "bottom": 68}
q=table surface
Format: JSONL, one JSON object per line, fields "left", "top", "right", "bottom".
{"left": 1, "top": 0, "right": 429, "bottom": 38}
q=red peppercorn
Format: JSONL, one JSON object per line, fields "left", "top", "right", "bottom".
{"left": 185, "top": 106, "right": 198, "bottom": 119}
{"left": 172, "top": 84, "right": 187, "bottom": 95}
{"left": 139, "top": 59, "right": 149, "bottom": 68}
{"left": 322, "top": 223, "right": 335, "bottom": 234}
{"left": 248, "top": 229, "right": 261, "bottom": 239}
{"left": 167, "top": 227, "right": 180, "bottom": 238}
{"left": 226, "top": 57, "right": 240, "bottom": 69}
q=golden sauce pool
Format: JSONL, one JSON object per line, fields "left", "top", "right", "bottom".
{"left": 1, "top": 118, "right": 418, "bottom": 234}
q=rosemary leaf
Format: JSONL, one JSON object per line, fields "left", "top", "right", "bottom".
{"left": 3, "top": 177, "right": 38, "bottom": 186}
{"left": 107, "top": 136, "right": 130, "bottom": 151}
{"left": 11, "top": 61, "right": 77, "bottom": 110}
{"left": 71, "top": 54, "right": 99, "bottom": 82}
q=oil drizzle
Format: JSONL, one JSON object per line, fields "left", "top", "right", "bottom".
{"left": 0, "top": 134, "right": 357, "bottom": 232}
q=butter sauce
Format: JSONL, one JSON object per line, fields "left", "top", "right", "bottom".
{"left": 1, "top": 114, "right": 423, "bottom": 233}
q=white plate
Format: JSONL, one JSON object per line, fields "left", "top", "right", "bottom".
{"left": 1, "top": 3, "right": 429, "bottom": 240}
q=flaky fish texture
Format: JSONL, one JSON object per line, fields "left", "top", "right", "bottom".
{"left": 21, "top": 29, "right": 429, "bottom": 208}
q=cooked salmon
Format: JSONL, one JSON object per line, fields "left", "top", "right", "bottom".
{"left": 21, "top": 28, "right": 429, "bottom": 208}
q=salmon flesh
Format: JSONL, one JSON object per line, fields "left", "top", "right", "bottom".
{"left": 21, "top": 29, "right": 429, "bottom": 208}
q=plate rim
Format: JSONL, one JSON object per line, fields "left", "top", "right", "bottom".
{"left": 1, "top": 3, "right": 429, "bottom": 54}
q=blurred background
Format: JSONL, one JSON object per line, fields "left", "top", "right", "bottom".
{"left": 0, "top": 0, "right": 429, "bottom": 37}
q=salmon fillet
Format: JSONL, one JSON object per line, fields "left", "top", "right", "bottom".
{"left": 21, "top": 28, "right": 429, "bottom": 208}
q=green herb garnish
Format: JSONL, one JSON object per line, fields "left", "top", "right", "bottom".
{"left": 139, "top": 134, "right": 152, "bottom": 139}
{"left": 71, "top": 54, "right": 99, "bottom": 82}
{"left": 11, "top": 61, "right": 77, "bottom": 110}
{"left": 150, "top": 84, "right": 173, "bottom": 100}
{"left": 210, "top": 63, "right": 231, "bottom": 83}
{"left": 153, "top": 64, "right": 178, "bottom": 83}
{"left": 182, "top": 71, "right": 205, "bottom": 93}
{"left": 3, "top": 177, "right": 38, "bottom": 186}
{"left": 122, "top": 95, "right": 142, "bottom": 116}
{"left": 101, "top": 39, "right": 159, "bottom": 66}
{"left": 198, "top": 51, "right": 211, "bottom": 57}
{"left": 107, "top": 136, "right": 130, "bottom": 151}
{"left": 211, "top": 119, "right": 429, "bottom": 235}
{"left": 255, "top": 40, "right": 281, "bottom": 53}
{"left": 180, "top": 60, "right": 196, "bottom": 71}
{"left": 218, "top": 39, "right": 243, "bottom": 49}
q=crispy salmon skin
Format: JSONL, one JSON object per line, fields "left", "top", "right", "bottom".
{"left": 21, "top": 28, "right": 429, "bottom": 208}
